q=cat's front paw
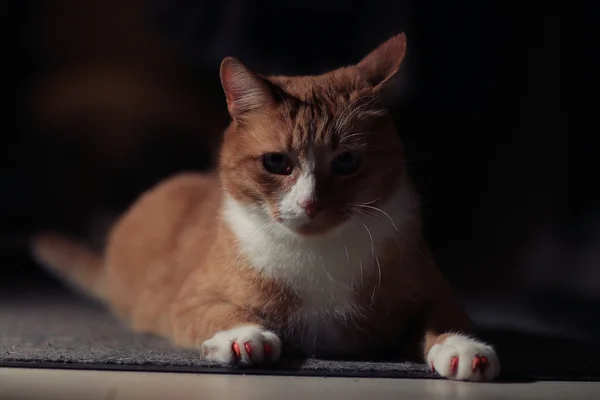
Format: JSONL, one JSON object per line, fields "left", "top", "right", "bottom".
{"left": 427, "top": 334, "right": 500, "bottom": 381}
{"left": 201, "top": 325, "right": 282, "bottom": 366}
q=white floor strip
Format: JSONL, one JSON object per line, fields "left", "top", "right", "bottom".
{"left": 1, "top": 367, "right": 599, "bottom": 400}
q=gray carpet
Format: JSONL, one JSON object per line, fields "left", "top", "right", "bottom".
{"left": 1, "top": 289, "right": 599, "bottom": 381}
{"left": 0, "top": 290, "right": 431, "bottom": 377}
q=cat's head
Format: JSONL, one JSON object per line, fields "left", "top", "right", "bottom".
{"left": 219, "top": 34, "right": 409, "bottom": 237}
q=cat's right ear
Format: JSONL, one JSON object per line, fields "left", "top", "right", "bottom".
{"left": 220, "top": 58, "right": 274, "bottom": 120}
{"left": 356, "top": 33, "right": 408, "bottom": 110}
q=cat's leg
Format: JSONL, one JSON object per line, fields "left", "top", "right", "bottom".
{"left": 421, "top": 301, "right": 501, "bottom": 381}
{"left": 170, "top": 301, "right": 282, "bottom": 366}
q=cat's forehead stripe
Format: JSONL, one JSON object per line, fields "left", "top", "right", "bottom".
{"left": 289, "top": 100, "right": 347, "bottom": 150}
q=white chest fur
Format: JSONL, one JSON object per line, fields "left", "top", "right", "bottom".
{"left": 222, "top": 184, "right": 417, "bottom": 351}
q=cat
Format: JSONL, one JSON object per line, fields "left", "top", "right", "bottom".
{"left": 32, "top": 33, "right": 500, "bottom": 381}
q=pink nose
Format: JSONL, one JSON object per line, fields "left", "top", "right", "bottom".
{"left": 299, "top": 200, "right": 321, "bottom": 219}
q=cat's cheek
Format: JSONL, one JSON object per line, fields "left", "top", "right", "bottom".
{"left": 285, "top": 174, "right": 298, "bottom": 187}
{"left": 272, "top": 209, "right": 284, "bottom": 223}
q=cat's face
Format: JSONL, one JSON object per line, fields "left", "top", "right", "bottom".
{"left": 219, "top": 34, "right": 408, "bottom": 237}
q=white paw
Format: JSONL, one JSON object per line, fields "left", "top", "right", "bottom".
{"left": 427, "top": 334, "right": 500, "bottom": 381}
{"left": 201, "top": 325, "right": 282, "bottom": 366}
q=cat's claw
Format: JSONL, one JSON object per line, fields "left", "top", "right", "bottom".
{"left": 232, "top": 341, "right": 272, "bottom": 360}
{"left": 201, "top": 325, "right": 281, "bottom": 366}
{"left": 427, "top": 334, "right": 500, "bottom": 381}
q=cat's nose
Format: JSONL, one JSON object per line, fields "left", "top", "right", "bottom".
{"left": 299, "top": 200, "right": 322, "bottom": 219}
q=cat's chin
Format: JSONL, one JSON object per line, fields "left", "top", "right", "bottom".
{"left": 293, "top": 225, "right": 331, "bottom": 237}
{"left": 279, "top": 219, "right": 340, "bottom": 237}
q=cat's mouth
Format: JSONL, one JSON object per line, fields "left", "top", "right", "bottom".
{"left": 276, "top": 212, "right": 347, "bottom": 237}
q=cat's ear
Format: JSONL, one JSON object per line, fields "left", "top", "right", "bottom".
{"left": 357, "top": 33, "right": 407, "bottom": 104}
{"left": 220, "top": 57, "right": 274, "bottom": 120}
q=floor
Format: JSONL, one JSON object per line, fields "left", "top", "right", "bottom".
{"left": 1, "top": 368, "right": 599, "bottom": 400}
{"left": 4, "top": 288, "right": 600, "bottom": 382}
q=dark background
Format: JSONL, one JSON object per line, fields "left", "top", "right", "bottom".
{"left": 6, "top": 1, "right": 598, "bottom": 340}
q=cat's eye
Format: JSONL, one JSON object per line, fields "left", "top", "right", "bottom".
{"left": 331, "top": 152, "right": 361, "bottom": 175}
{"left": 262, "top": 153, "right": 294, "bottom": 175}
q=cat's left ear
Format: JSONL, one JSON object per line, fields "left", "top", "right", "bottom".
{"left": 357, "top": 33, "right": 407, "bottom": 105}
{"left": 220, "top": 57, "right": 275, "bottom": 120}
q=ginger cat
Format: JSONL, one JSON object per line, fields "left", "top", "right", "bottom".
{"left": 32, "top": 33, "right": 500, "bottom": 381}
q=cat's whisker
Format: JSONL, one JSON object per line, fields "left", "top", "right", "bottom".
{"left": 353, "top": 206, "right": 424, "bottom": 262}
{"left": 361, "top": 223, "right": 375, "bottom": 262}
{"left": 349, "top": 208, "right": 370, "bottom": 218}
{"left": 343, "top": 218, "right": 370, "bottom": 289}
{"left": 336, "top": 96, "right": 376, "bottom": 133}
{"left": 353, "top": 204, "right": 399, "bottom": 232}
{"left": 371, "top": 256, "right": 382, "bottom": 305}
{"left": 347, "top": 205, "right": 406, "bottom": 267}
{"left": 347, "top": 97, "right": 377, "bottom": 120}
{"left": 339, "top": 132, "right": 370, "bottom": 144}
{"left": 359, "top": 197, "right": 383, "bottom": 206}
{"left": 359, "top": 221, "right": 379, "bottom": 305}
{"left": 316, "top": 253, "right": 339, "bottom": 287}
{"left": 348, "top": 206, "right": 381, "bottom": 223}
{"left": 344, "top": 245, "right": 350, "bottom": 264}
{"left": 340, "top": 216, "right": 361, "bottom": 293}
{"left": 395, "top": 228, "right": 428, "bottom": 261}
{"left": 335, "top": 97, "right": 363, "bottom": 132}
{"left": 359, "top": 260, "right": 364, "bottom": 288}
{"left": 350, "top": 207, "right": 409, "bottom": 265}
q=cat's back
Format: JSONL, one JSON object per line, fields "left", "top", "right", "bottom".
{"left": 108, "top": 172, "right": 220, "bottom": 248}
{"left": 104, "top": 173, "right": 221, "bottom": 324}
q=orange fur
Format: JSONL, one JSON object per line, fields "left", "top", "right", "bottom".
{"left": 32, "top": 34, "right": 499, "bottom": 380}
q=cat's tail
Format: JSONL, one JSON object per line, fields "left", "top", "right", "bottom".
{"left": 30, "top": 232, "right": 106, "bottom": 301}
